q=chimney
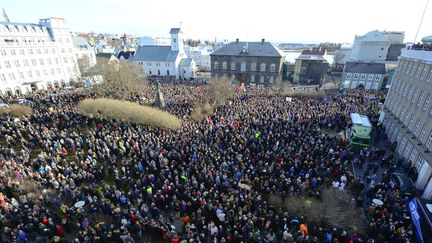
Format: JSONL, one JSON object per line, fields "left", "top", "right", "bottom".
{"left": 262, "top": 38, "right": 265, "bottom": 44}
{"left": 236, "top": 38, "right": 239, "bottom": 43}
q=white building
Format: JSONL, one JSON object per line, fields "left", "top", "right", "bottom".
{"left": 350, "top": 30, "right": 392, "bottom": 62}
{"left": 0, "top": 17, "right": 80, "bottom": 95}
{"left": 184, "top": 45, "right": 213, "bottom": 71}
{"left": 334, "top": 43, "right": 352, "bottom": 65}
{"left": 131, "top": 28, "right": 195, "bottom": 79}
{"left": 72, "top": 36, "right": 96, "bottom": 71}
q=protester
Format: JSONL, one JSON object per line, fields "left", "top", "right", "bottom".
{"left": 0, "top": 84, "right": 411, "bottom": 242}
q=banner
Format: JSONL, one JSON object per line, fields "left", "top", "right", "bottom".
{"left": 409, "top": 199, "right": 424, "bottom": 243}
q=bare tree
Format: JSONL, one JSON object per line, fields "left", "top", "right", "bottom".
{"left": 92, "top": 59, "right": 148, "bottom": 99}
{"left": 333, "top": 50, "right": 346, "bottom": 66}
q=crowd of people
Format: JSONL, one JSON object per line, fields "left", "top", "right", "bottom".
{"left": 0, "top": 83, "right": 413, "bottom": 242}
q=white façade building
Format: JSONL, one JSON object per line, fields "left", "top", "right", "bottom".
{"left": 0, "top": 17, "right": 80, "bottom": 95}
{"left": 131, "top": 28, "right": 195, "bottom": 80}
{"left": 72, "top": 36, "right": 96, "bottom": 71}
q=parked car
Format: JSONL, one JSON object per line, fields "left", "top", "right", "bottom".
{"left": 391, "top": 173, "right": 416, "bottom": 198}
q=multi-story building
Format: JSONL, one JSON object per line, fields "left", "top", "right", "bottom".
{"left": 293, "top": 48, "right": 329, "bottom": 85}
{"left": 73, "top": 36, "right": 96, "bottom": 72}
{"left": 341, "top": 62, "right": 385, "bottom": 90}
{"left": 210, "top": 39, "right": 283, "bottom": 85}
{"left": 0, "top": 17, "right": 80, "bottom": 95}
{"left": 382, "top": 42, "right": 432, "bottom": 199}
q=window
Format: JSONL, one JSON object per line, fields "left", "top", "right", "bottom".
{"left": 270, "top": 63, "right": 276, "bottom": 72}
{"left": 240, "top": 62, "right": 246, "bottom": 72}
{"left": 166, "top": 70, "right": 169, "bottom": 75}
{"left": 410, "top": 63, "right": 417, "bottom": 75}
{"left": 231, "top": 62, "right": 236, "bottom": 71}
{"left": 260, "top": 63, "right": 266, "bottom": 72}
{"left": 8, "top": 73, "right": 15, "bottom": 80}
{"left": 353, "top": 73, "right": 359, "bottom": 79}
{"left": 47, "top": 58, "right": 52, "bottom": 65}
{"left": 55, "top": 58, "right": 59, "bottom": 64}
{"left": 214, "top": 61, "right": 219, "bottom": 70}
{"left": 260, "top": 76, "right": 264, "bottom": 83}
{"left": 420, "top": 125, "right": 427, "bottom": 140}
{"left": 39, "top": 59, "right": 44, "bottom": 65}
{"left": 147, "top": 62, "right": 151, "bottom": 66}
{"left": 165, "top": 62, "right": 170, "bottom": 67}
{"left": 31, "top": 59, "right": 37, "bottom": 66}
{"left": 5, "top": 61, "right": 11, "bottom": 68}
{"left": 27, "top": 70, "right": 32, "bottom": 78}
{"left": 421, "top": 66, "right": 429, "bottom": 79}
{"left": 23, "top": 60, "right": 29, "bottom": 67}
{"left": 360, "top": 73, "right": 366, "bottom": 80}
{"left": 408, "top": 116, "right": 414, "bottom": 130}
{"left": 14, "top": 60, "right": 20, "bottom": 67}
{"left": 426, "top": 132, "right": 432, "bottom": 149}
{"left": 250, "top": 75, "right": 255, "bottom": 82}
{"left": 19, "top": 49, "right": 25, "bottom": 55}
{"left": 156, "top": 62, "right": 160, "bottom": 67}
{"left": 368, "top": 74, "right": 374, "bottom": 80}
{"left": 44, "top": 48, "right": 48, "bottom": 54}
{"left": 424, "top": 93, "right": 431, "bottom": 111}
{"left": 428, "top": 70, "right": 432, "bottom": 82}
{"left": 36, "top": 70, "right": 40, "bottom": 77}
{"left": 61, "top": 48, "right": 65, "bottom": 54}
{"left": 0, "top": 50, "right": 7, "bottom": 56}
{"left": 10, "top": 50, "right": 16, "bottom": 55}
{"left": 250, "top": 63, "right": 256, "bottom": 71}
{"left": 269, "top": 76, "right": 274, "bottom": 83}
{"left": 50, "top": 69, "right": 55, "bottom": 75}
{"left": 412, "top": 88, "right": 419, "bottom": 103}
{"left": 375, "top": 74, "right": 382, "bottom": 81}
{"left": 36, "top": 49, "right": 41, "bottom": 55}
{"left": 173, "top": 38, "right": 176, "bottom": 43}
{"left": 157, "top": 70, "right": 160, "bottom": 75}
{"left": 18, "top": 72, "right": 24, "bottom": 79}
{"left": 63, "top": 57, "right": 68, "bottom": 63}
{"left": 56, "top": 68, "right": 61, "bottom": 74}
{"left": 346, "top": 73, "right": 352, "bottom": 79}
{"left": 0, "top": 74, "right": 5, "bottom": 81}
{"left": 414, "top": 120, "right": 421, "bottom": 135}
{"left": 417, "top": 90, "right": 425, "bottom": 107}
{"left": 51, "top": 48, "right": 56, "bottom": 54}
{"left": 28, "top": 49, "right": 33, "bottom": 55}
{"left": 222, "top": 62, "right": 227, "bottom": 70}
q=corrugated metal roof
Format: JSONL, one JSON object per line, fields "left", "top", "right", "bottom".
{"left": 211, "top": 41, "right": 282, "bottom": 57}
{"left": 131, "top": 46, "right": 179, "bottom": 62}
{"left": 344, "top": 62, "right": 385, "bottom": 74}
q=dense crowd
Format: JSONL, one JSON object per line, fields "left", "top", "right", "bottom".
{"left": 0, "top": 84, "right": 413, "bottom": 242}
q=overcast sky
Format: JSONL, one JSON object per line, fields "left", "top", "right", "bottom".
{"left": 2, "top": 0, "right": 432, "bottom": 43}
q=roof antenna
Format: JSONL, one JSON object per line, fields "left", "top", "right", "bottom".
{"left": 3, "top": 8, "right": 10, "bottom": 23}
{"left": 414, "top": 0, "right": 430, "bottom": 43}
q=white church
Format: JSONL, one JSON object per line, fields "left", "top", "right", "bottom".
{"left": 131, "top": 28, "right": 195, "bottom": 80}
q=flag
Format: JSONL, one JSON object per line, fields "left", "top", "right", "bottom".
{"left": 3, "top": 8, "right": 10, "bottom": 23}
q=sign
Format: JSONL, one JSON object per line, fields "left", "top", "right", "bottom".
{"left": 409, "top": 199, "right": 424, "bottom": 243}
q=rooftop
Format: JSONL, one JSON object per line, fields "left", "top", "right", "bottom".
{"left": 211, "top": 41, "right": 282, "bottom": 57}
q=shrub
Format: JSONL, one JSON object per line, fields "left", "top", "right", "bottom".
{"left": 0, "top": 104, "right": 33, "bottom": 117}
{"left": 190, "top": 103, "right": 214, "bottom": 122}
{"left": 77, "top": 98, "right": 182, "bottom": 130}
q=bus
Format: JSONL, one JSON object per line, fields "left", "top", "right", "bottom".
{"left": 348, "top": 113, "right": 372, "bottom": 151}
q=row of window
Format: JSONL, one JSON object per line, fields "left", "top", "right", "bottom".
{"left": 138, "top": 62, "right": 170, "bottom": 67}
{"left": 397, "top": 59, "right": 432, "bottom": 81}
{"left": 345, "top": 72, "right": 382, "bottom": 81}
{"left": 0, "top": 47, "right": 74, "bottom": 56}
{"left": 0, "top": 56, "right": 76, "bottom": 69}
{"left": 387, "top": 78, "right": 432, "bottom": 114}
{"left": 385, "top": 119, "right": 432, "bottom": 170}
{"left": 213, "top": 61, "right": 277, "bottom": 72}
{"left": 0, "top": 68, "right": 68, "bottom": 82}
{"left": 213, "top": 73, "right": 275, "bottom": 83}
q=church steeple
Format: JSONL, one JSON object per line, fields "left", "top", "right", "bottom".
{"left": 3, "top": 8, "right": 10, "bottom": 22}
{"left": 170, "top": 28, "right": 183, "bottom": 52}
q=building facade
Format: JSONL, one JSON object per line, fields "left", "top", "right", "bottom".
{"left": 131, "top": 28, "right": 195, "bottom": 79}
{"left": 210, "top": 39, "right": 283, "bottom": 85}
{"left": 73, "top": 36, "right": 96, "bottom": 72}
{"left": 0, "top": 17, "right": 80, "bottom": 95}
{"left": 341, "top": 62, "right": 385, "bottom": 90}
{"left": 382, "top": 46, "right": 432, "bottom": 199}
{"left": 293, "top": 48, "right": 329, "bottom": 85}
